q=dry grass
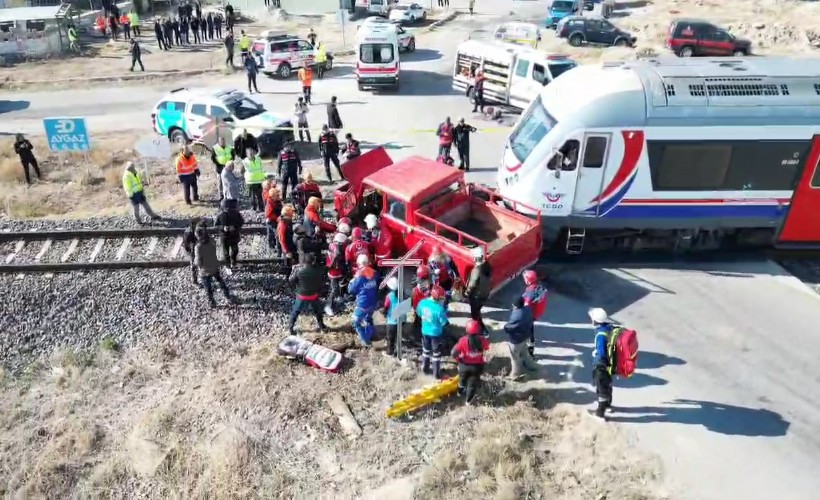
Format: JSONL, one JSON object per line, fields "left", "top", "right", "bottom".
{"left": 0, "top": 333, "right": 668, "bottom": 499}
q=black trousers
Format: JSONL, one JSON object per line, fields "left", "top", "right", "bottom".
{"left": 473, "top": 93, "right": 484, "bottom": 112}
{"left": 316, "top": 61, "right": 325, "bottom": 79}
{"left": 221, "top": 237, "right": 239, "bottom": 265}
{"left": 323, "top": 153, "right": 342, "bottom": 180}
{"left": 593, "top": 364, "right": 613, "bottom": 416}
{"left": 202, "top": 271, "right": 230, "bottom": 303}
{"left": 457, "top": 145, "right": 470, "bottom": 170}
{"left": 327, "top": 277, "right": 342, "bottom": 308}
{"left": 133, "top": 25, "right": 141, "bottom": 36}
{"left": 289, "top": 298, "right": 325, "bottom": 332}
{"left": 188, "top": 253, "right": 198, "bottom": 283}
{"left": 247, "top": 72, "right": 259, "bottom": 92}
{"left": 192, "top": 29, "right": 200, "bottom": 43}
{"left": 280, "top": 169, "right": 298, "bottom": 200}
{"left": 248, "top": 183, "right": 263, "bottom": 211}
{"left": 385, "top": 323, "right": 398, "bottom": 356}
{"left": 156, "top": 34, "right": 166, "bottom": 50}
{"left": 20, "top": 157, "right": 41, "bottom": 184}
{"left": 131, "top": 54, "right": 144, "bottom": 71}
{"left": 468, "top": 296, "right": 487, "bottom": 333}
{"left": 215, "top": 25, "right": 222, "bottom": 38}
{"left": 226, "top": 50, "right": 234, "bottom": 67}
{"left": 302, "top": 85, "right": 312, "bottom": 103}
{"left": 179, "top": 173, "right": 199, "bottom": 204}
{"left": 457, "top": 363, "right": 483, "bottom": 403}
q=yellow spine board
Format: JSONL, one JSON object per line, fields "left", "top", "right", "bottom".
{"left": 386, "top": 376, "right": 460, "bottom": 419}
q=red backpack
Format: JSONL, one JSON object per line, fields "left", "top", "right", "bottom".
{"left": 609, "top": 327, "right": 639, "bottom": 378}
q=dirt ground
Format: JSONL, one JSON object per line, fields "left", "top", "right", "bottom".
{"left": 539, "top": 0, "right": 820, "bottom": 63}
{"left": 0, "top": 134, "right": 329, "bottom": 219}
{"left": 0, "top": 318, "right": 667, "bottom": 498}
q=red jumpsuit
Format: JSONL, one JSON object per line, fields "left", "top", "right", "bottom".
{"left": 304, "top": 205, "right": 337, "bottom": 235}
{"left": 371, "top": 228, "right": 394, "bottom": 262}
{"left": 345, "top": 238, "right": 372, "bottom": 272}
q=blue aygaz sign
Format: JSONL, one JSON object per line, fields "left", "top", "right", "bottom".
{"left": 43, "top": 117, "right": 91, "bottom": 152}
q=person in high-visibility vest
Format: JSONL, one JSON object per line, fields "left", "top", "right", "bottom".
{"left": 175, "top": 145, "right": 201, "bottom": 205}
{"left": 243, "top": 149, "right": 267, "bottom": 211}
{"left": 298, "top": 65, "right": 313, "bottom": 104}
{"left": 210, "top": 136, "right": 234, "bottom": 200}
{"left": 119, "top": 12, "right": 131, "bottom": 40}
{"left": 122, "top": 161, "right": 160, "bottom": 223}
{"left": 315, "top": 42, "right": 327, "bottom": 79}
{"left": 239, "top": 30, "right": 251, "bottom": 59}
{"left": 67, "top": 24, "right": 79, "bottom": 53}
{"left": 128, "top": 10, "right": 140, "bottom": 37}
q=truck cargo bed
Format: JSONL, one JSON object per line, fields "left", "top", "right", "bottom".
{"left": 435, "top": 218, "right": 507, "bottom": 253}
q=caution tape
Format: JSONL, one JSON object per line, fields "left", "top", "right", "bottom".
{"left": 202, "top": 124, "right": 513, "bottom": 134}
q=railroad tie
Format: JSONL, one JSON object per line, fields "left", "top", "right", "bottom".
{"left": 251, "top": 234, "right": 260, "bottom": 257}
{"left": 88, "top": 239, "right": 105, "bottom": 263}
{"left": 5, "top": 241, "right": 25, "bottom": 264}
{"left": 170, "top": 237, "right": 183, "bottom": 259}
{"left": 145, "top": 237, "right": 159, "bottom": 258}
{"left": 116, "top": 238, "right": 131, "bottom": 261}
{"left": 35, "top": 240, "right": 52, "bottom": 262}
{"left": 61, "top": 239, "right": 79, "bottom": 263}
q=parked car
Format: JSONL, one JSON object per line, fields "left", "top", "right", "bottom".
{"left": 251, "top": 31, "right": 334, "bottom": 78}
{"left": 546, "top": 0, "right": 582, "bottom": 28}
{"left": 667, "top": 19, "right": 752, "bottom": 57}
{"left": 388, "top": 2, "right": 427, "bottom": 24}
{"left": 556, "top": 15, "right": 636, "bottom": 47}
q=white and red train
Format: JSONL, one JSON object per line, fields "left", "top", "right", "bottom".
{"left": 497, "top": 57, "right": 820, "bottom": 253}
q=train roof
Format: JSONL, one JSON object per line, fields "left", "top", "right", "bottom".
{"left": 540, "top": 57, "right": 820, "bottom": 128}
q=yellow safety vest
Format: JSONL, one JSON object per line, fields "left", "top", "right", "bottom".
{"left": 240, "top": 35, "right": 250, "bottom": 50}
{"left": 68, "top": 27, "right": 78, "bottom": 42}
{"left": 213, "top": 144, "right": 233, "bottom": 166}
{"left": 315, "top": 45, "right": 327, "bottom": 63}
{"left": 128, "top": 11, "right": 139, "bottom": 26}
{"left": 122, "top": 170, "right": 144, "bottom": 197}
{"left": 244, "top": 157, "right": 265, "bottom": 184}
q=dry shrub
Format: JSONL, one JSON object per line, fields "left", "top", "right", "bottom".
{"left": 0, "top": 154, "right": 25, "bottom": 184}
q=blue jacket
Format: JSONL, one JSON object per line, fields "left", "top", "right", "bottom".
{"left": 504, "top": 306, "right": 533, "bottom": 344}
{"left": 593, "top": 323, "right": 613, "bottom": 366}
{"left": 416, "top": 297, "right": 448, "bottom": 337}
{"left": 348, "top": 266, "right": 378, "bottom": 311}
{"left": 244, "top": 56, "right": 258, "bottom": 75}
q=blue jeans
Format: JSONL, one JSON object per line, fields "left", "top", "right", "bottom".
{"left": 289, "top": 298, "right": 324, "bottom": 333}
{"left": 353, "top": 307, "right": 375, "bottom": 345}
{"left": 266, "top": 221, "right": 279, "bottom": 251}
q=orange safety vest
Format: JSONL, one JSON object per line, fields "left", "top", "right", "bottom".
{"left": 298, "top": 68, "right": 313, "bottom": 86}
{"left": 176, "top": 153, "right": 198, "bottom": 175}
{"left": 120, "top": 14, "right": 130, "bottom": 25}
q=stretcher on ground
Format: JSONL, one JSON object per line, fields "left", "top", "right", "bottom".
{"left": 277, "top": 335, "right": 344, "bottom": 373}
{"left": 386, "top": 375, "right": 460, "bottom": 418}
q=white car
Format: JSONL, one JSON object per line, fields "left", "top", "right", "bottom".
{"left": 251, "top": 31, "right": 334, "bottom": 79}
{"left": 151, "top": 88, "right": 293, "bottom": 155}
{"left": 388, "top": 3, "right": 427, "bottom": 24}
{"left": 358, "top": 18, "right": 417, "bottom": 52}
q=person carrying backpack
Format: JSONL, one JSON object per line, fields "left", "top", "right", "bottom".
{"left": 589, "top": 307, "right": 639, "bottom": 419}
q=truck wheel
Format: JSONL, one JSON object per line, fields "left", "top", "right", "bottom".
{"left": 408, "top": 38, "right": 416, "bottom": 52}
{"left": 467, "top": 87, "right": 475, "bottom": 104}
{"left": 679, "top": 45, "right": 694, "bottom": 57}
{"left": 569, "top": 33, "right": 583, "bottom": 47}
{"left": 614, "top": 37, "right": 629, "bottom": 47}
{"left": 732, "top": 49, "right": 747, "bottom": 56}
{"left": 325, "top": 58, "right": 333, "bottom": 70}
{"left": 358, "top": 83, "right": 364, "bottom": 91}
{"left": 277, "top": 62, "right": 292, "bottom": 78}
{"left": 169, "top": 128, "right": 188, "bottom": 146}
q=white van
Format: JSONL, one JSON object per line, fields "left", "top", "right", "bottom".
{"left": 493, "top": 22, "right": 542, "bottom": 47}
{"left": 359, "top": 0, "right": 398, "bottom": 16}
{"left": 355, "top": 23, "right": 400, "bottom": 91}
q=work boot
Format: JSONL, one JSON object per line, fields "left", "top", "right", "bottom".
{"left": 432, "top": 360, "right": 441, "bottom": 379}
{"left": 422, "top": 357, "right": 431, "bottom": 375}
{"left": 594, "top": 402, "right": 607, "bottom": 419}
{"left": 324, "top": 304, "right": 334, "bottom": 317}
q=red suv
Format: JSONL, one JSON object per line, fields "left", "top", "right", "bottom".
{"left": 667, "top": 19, "right": 752, "bottom": 57}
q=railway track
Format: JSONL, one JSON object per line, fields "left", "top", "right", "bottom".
{"left": 0, "top": 226, "right": 281, "bottom": 274}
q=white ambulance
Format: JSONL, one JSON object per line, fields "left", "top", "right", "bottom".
{"left": 355, "top": 23, "right": 401, "bottom": 91}
{"left": 452, "top": 40, "right": 577, "bottom": 110}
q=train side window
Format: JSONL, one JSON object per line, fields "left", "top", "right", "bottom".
{"left": 582, "top": 136, "right": 608, "bottom": 168}
{"left": 648, "top": 142, "right": 731, "bottom": 190}
{"left": 547, "top": 139, "right": 580, "bottom": 171}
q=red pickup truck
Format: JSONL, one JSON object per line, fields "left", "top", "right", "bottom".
{"left": 334, "top": 148, "right": 542, "bottom": 295}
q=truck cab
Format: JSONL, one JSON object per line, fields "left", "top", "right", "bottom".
{"left": 335, "top": 148, "right": 543, "bottom": 295}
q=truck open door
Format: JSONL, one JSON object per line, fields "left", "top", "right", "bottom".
{"left": 335, "top": 147, "right": 393, "bottom": 217}
{"left": 777, "top": 135, "right": 820, "bottom": 247}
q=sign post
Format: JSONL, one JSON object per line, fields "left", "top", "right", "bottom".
{"left": 379, "top": 240, "right": 425, "bottom": 360}
{"left": 44, "top": 117, "right": 91, "bottom": 177}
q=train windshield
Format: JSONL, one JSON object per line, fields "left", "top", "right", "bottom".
{"left": 508, "top": 96, "right": 556, "bottom": 163}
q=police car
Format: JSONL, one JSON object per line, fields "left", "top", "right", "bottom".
{"left": 151, "top": 88, "right": 294, "bottom": 156}
{"left": 251, "top": 31, "right": 335, "bottom": 79}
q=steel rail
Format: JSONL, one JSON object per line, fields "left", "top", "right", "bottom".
{"left": 0, "top": 226, "right": 269, "bottom": 243}
{"left": 0, "top": 257, "right": 283, "bottom": 274}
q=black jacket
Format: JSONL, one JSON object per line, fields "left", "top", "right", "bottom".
{"left": 327, "top": 103, "right": 343, "bottom": 129}
{"left": 215, "top": 209, "right": 244, "bottom": 242}
{"left": 278, "top": 148, "right": 302, "bottom": 175}
{"left": 289, "top": 263, "right": 325, "bottom": 298}
{"left": 182, "top": 226, "right": 198, "bottom": 254}
{"left": 319, "top": 131, "right": 339, "bottom": 155}
{"left": 294, "top": 225, "right": 323, "bottom": 259}
{"left": 466, "top": 261, "right": 492, "bottom": 300}
{"left": 234, "top": 134, "right": 258, "bottom": 159}
{"left": 454, "top": 123, "right": 476, "bottom": 148}
{"left": 13, "top": 139, "right": 35, "bottom": 161}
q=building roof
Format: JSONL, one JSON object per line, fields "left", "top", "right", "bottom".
{"left": 0, "top": 5, "right": 63, "bottom": 23}
{"left": 365, "top": 156, "right": 463, "bottom": 203}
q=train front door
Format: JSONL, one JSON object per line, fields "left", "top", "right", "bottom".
{"left": 778, "top": 135, "right": 820, "bottom": 245}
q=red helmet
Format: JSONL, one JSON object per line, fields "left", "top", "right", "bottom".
{"left": 339, "top": 217, "right": 352, "bottom": 226}
{"left": 351, "top": 227, "right": 363, "bottom": 240}
{"left": 465, "top": 319, "right": 482, "bottom": 335}
{"left": 430, "top": 285, "right": 445, "bottom": 300}
{"left": 523, "top": 269, "right": 538, "bottom": 285}
{"left": 416, "top": 265, "right": 430, "bottom": 279}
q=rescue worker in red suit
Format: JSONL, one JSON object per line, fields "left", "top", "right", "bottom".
{"left": 345, "top": 227, "right": 373, "bottom": 273}
{"left": 428, "top": 246, "right": 457, "bottom": 295}
{"left": 337, "top": 217, "right": 352, "bottom": 237}
{"left": 411, "top": 265, "right": 432, "bottom": 338}
{"left": 325, "top": 232, "right": 348, "bottom": 316}
{"left": 436, "top": 116, "right": 455, "bottom": 160}
{"left": 263, "top": 184, "right": 282, "bottom": 253}
{"left": 277, "top": 204, "right": 297, "bottom": 271}
{"left": 451, "top": 319, "right": 490, "bottom": 404}
{"left": 303, "top": 196, "right": 337, "bottom": 237}
{"left": 522, "top": 269, "right": 548, "bottom": 356}
{"left": 294, "top": 172, "right": 322, "bottom": 215}
{"left": 363, "top": 213, "right": 394, "bottom": 273}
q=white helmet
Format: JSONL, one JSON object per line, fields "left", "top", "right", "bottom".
{"left": 386, "top": 276, "right": 398, "bottom": 290}
{"left": 356, "top": 254, "right": 370, "bottom": 267}
{"left": 588, "top": 307, "right": 609, "bottom": 324}
{"left": 338, "top": 222, "right": 351, "bottom": 235}
{"left": 364, "top": 213, "right": 378, "bottom": 229}
{"left": 471, "top": 246, "right": 485, "bottom": 261}
{"left": 333, "top": 232, "right": 347, "bottom": 244}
